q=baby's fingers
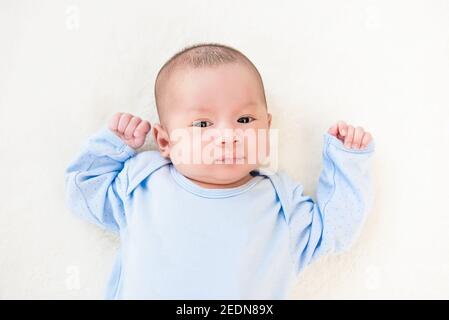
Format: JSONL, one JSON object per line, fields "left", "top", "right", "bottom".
{"left": 118, "top": 113, "right": 133, "bottom": 133}
{"left": 344, "top": 125, "right": 355, "bottom": 147}
{"left": 328, "top": 123, "right": 338, "bottom": 136}
{"left": 329, "top": 120, "right": 348, "bottom": 142}
{"left": 124, "top": 116, "right": 141, "bottom": 139}
{"left": 352, "top": 127, "right": 364, "bottom": 149}
{"left": 361, "top": 132, "right": 372, "bottom": 149}
{"left": 108, "top": 112, "right": 123, "bottom": 132}
{"left": 337, "top": 121, "right": 348, "bottom": 137}
{"left": 133, "top": 120, "right": 151, "bottom": 137}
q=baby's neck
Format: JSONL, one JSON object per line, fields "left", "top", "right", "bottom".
{"left": 186, "top": 174, "right": 254, "bottom": 189}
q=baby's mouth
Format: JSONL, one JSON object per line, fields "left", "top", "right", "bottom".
{"left": 210, "top": 147, "right": 246, "bottom": 164}
{"left": 214, "top": 155, "right": 246, "bottom": 164}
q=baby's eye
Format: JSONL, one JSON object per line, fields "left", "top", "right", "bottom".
{"left": 237, "top": 116, "right": 255, "bottom": 124}
{"left": 192, "top": 120, "right": 213, "bottom": 128}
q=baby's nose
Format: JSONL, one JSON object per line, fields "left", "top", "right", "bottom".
{"left": 214, "top": 129, "right": 239, "bottom": 146}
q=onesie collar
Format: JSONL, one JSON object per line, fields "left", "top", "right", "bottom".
{"left": 169, "top": 165, "right": 264, "bottom": 198}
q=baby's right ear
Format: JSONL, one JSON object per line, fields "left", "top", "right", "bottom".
{"left": 152, "top": 123, "right": 170, "bottom": 158}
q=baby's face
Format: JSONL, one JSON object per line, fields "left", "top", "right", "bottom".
{"left": 154, "top": 63, "right": 271, "bottom": 187}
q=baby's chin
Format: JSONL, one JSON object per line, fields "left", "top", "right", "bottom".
{"left": 176, "top": 163, "right": 258, "bottom": 187}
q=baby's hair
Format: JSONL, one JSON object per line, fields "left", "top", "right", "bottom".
{"left": 154, "top": 42, "right": 267, "bottom": 122}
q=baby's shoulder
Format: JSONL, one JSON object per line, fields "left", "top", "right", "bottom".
{"left": 256, "top": 168, "right": 301, "bottom": 192}
{"left": 124, "top": 150, "right": 171, "bottom": 195}
{"left": 255, "top": 169, "right": 306, "bottom": 222}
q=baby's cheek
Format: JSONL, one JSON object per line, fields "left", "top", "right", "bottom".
{"left": 169, "top": 133, "right": 194, "bottom": 165}
{"left": 182, "top": 135, "right": 219, "bottom": 165}
{"left": 243, "top": 132, "right": 269, "bottom": 165}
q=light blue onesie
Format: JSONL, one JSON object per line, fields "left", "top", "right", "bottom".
{"left": 64, "top": 127, "right": 374, "bottom": 299}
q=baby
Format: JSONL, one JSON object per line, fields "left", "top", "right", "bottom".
{"left": 65, "top": 43, "right": 374, "bottom": 299}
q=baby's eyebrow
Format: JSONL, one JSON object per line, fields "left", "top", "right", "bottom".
{"left": 185, "top": 106, "right": 213, "bottom": 114}
{"left": 187, "top": 101, "right": 259, "bottom": 112}
{"left": 240, "top": 101, "right": 259, "bottom": 107}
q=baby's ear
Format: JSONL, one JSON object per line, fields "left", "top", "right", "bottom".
{"left": 152, "top": 123, "right": 170, "bottom": 158}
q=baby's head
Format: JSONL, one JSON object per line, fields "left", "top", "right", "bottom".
{"left": 152, "top": 43, "right": 272, "bottom": 187}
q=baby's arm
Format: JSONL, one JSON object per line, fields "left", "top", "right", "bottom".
{"left": 287, "top": 122, "right": 374, "bottom": 274}
{"left": 64, "top": 113, "right": 151, "bottom": 233}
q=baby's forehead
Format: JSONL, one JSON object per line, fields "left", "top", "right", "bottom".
{"left": 175, "top": 66, "right": 262, "bottom": 100}
{"left": 156, "top": 63, "right": 266, "bottom": 123}
{"left": 165, "top": 63, "right": 263, "bottom": 97}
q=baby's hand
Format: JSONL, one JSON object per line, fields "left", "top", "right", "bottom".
{"left": 108, "top": 112, "right": 151, "bottom": 149}
{"left": 328, "top": 121, "right": 372, "bottom": 150}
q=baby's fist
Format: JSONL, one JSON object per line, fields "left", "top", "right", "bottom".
{"left": 328, "top": 121, "right": 372, "bottom": 149}
{"left": 108, "top": 112, "right": 151, "bottom": 150}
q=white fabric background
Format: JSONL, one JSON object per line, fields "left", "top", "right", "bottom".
{"left": 1, "top": 0, "right": 448, "bottom": 299}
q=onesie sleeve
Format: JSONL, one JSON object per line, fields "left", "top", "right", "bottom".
{"left": 286, "top": 132, "right": 375, "bottom": 274}
{"left": 64, "top": 127, "right": 137, "bottom": 233}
